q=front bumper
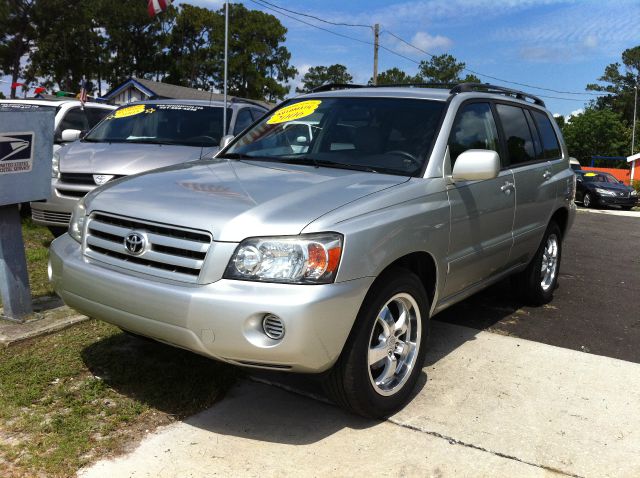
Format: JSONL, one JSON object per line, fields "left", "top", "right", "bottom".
{"left": 594, "top": 193, "right": 638, "bottom": 208}
{"left": 31, "top": 179, "right": 95, "bottom": 226}
{"left": 50, "top": 234, "right": 374, "bottom": 373}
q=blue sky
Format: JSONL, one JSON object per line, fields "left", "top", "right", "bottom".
{"left": 3, "top": 0, "right": 639, "bottom": 116}
{"left": 192, "top": 0, "right": 640, "bottom": 116}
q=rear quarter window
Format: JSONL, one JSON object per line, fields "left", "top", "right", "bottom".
{"left": 496, "top": 104, "right": 537, "bottom": 166}
{"left": 531, "top": 110, "right": 561, "bottom": 159}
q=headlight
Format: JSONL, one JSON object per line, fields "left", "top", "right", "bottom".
{"left": 594, "top": 188, "right": 616, "bottom": 196}
{"left": 224, "top": 233, "right": 343, "bottom": 284}
{"left": 52, "top": 151, "right": 60, "bottom": 179}
{"left": 631, "top": 190, "right": 638, "bottom": 196}
{"left": 68, "top": 198, "right": 87, "bottom": 243}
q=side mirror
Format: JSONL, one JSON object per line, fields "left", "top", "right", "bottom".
{"left": 61, "top": 129, "right": 82, "bottom": 142}
{"left": 451, "top": 150, "right": 500, "bottom": 182}
{"left": 220, "top": 135, "right": 234, "bottom": 149}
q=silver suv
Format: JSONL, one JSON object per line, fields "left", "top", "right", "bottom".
{"left": 32, "top": 99, "right": 267, "bottom": 234}
{"left": 49, "top": 84, "right": 576, "bottom": 417}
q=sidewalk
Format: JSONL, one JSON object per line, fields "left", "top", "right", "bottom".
{"left": 79, "top": 322, "right": 640, "bottom": 478}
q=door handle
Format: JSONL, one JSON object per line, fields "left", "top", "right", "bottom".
{"left": 500, "top": 181, "right": 514, "bottom": 195}
{"left": 543, "top": 170, "right": 552, "bottom": 179}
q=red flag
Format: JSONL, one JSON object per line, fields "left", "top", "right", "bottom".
{"left": 34, "top": 87, "right": 46, "bottom": 94}
{"left": 11, "top": 82, "right": 26, "bottom": 89}
{"left": 148, "top": 0, "right": 172, "bottom": 17}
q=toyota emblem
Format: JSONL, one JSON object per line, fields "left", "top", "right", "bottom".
{"left": 124, "top": 232, "right": 147, "bottom": 255}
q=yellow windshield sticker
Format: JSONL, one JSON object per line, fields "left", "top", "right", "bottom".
{"left": 267, "top": 100, "right": 321, "bottom": 124}
{"left": 584, "top": 173, "right": 597, "bottom": 176}
{"left": 112, "top": 104, "right": 147, "bottom": 119}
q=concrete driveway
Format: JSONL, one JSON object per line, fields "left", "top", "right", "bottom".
{"left": 79, "top": 210, "right": 640, "bottom": 478}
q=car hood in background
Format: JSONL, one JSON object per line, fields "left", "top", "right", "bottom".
{"left": 586, "top": 181, "right": 632, "bottom": 192}
{"left": 86, "top": 159, "right": 409, "bottom": 241}
{"left": 58, "top": 141, "right": 218, "bottom": 175}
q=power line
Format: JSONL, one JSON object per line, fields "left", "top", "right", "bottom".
{"left": 249, "top": 0, "right": 597, "bottom": 103}
{"left": 253, "top": 0, "right": 371, "bottom": 29}
{"left": 381, "top": 30, "right": 607, "bottom": 97}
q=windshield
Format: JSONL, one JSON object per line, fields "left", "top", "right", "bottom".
{"left": 84, "top": 103, "right": 232, "bottom": 147}
{"left": 225, "top": 97, "right": 445, "bottom": 176}
{"left": 580, "top": 172, "right": 620, "bottom": 184}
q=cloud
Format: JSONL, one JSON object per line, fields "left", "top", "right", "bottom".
{"left": 395, "top": 31, "right": 453, "bottom": 54}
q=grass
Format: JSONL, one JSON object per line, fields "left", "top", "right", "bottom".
{"left": 0, "top": 320, "right": 237, "bottom": 477}
{"left": 1, "top": 219, "right": 238, "bottom": 476}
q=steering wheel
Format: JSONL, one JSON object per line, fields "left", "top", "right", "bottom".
{"left": 385, "top": 150, "right": 420, "bottom": 169}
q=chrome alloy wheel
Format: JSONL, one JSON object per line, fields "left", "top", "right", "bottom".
{"left": 540, "top": 233, "right": 559, "bottom": 292}
{"left": 367, "top": 293, "right": 421, "bottom": 396}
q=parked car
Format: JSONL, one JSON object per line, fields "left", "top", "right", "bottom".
{"left": 1, "top": 99, "right": 115, "bottom": 216}
{"left": 569, "top": 157, "right": 581, "bottom": 170}
{"left": 0, "top": 99, "right": 115, "bottom": 153}
{"left": 31, "top": 98, "right": 268, "bottom": 235}
{"left": 575, "top": 170, "right": 638, "bottom": 210}
{"left": 49, "top": 83, "right": 576, "bottom": 417}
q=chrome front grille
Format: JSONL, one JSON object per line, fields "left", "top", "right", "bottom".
{"left": 56, "top": 173, "right": 122, "bottom": 198}
{"left": 84, "top": 213, "right": 212, "bottom": 283}
{"left": 31, "top": 209, "right": 72, "bottom": 224}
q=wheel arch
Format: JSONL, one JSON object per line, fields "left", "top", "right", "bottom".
{"left": 550, "top": 206, "right": 569, "bottom": 238}
{"left": 373, "top": 251, "right": 438, "bottom": 306}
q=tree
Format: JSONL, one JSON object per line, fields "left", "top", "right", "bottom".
{"left": 369, "top": 67, "right": 419, "bottom": 86}
{"left": 417, "top": 54, "right": 479, "bottom": 84}
{"left": 562, "top": 108, "right": 631, "bottom": 165}
{"left": 26, "top": 0, "right": 103, "bottom": 93}
{"left": 587, "top": 45, "right": 640, "bottom": 126}
{"left": 553, "top": 114, "right": 566, "bottom": 132}
{"left": 296, "top": 64, "right": 353, "bottom": 93}
{"left": 209, "top": 3, "right": 297, "bottom": 102}
{"left": 99, "top": 0, "right": 175, "bottom": 91}
{"left": 0, "top": 0, "right": 36, "bottom": 98}
{"left": 165, "top": 4, "right": 215, "bottom": 89}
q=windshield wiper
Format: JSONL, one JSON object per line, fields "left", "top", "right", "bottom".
{"left": 280, "top": 156, "right": 378, "bottom": 173}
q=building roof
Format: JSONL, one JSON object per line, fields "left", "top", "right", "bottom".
{"left": 103, "top": 77, "right": 272, "bottom": 109}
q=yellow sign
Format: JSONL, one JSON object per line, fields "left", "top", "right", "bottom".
{"left": 584, "top": 173, "right": 597, "bottom": 177}
{"left": 112, "top": 104, "right": 146, "bottom": 119}
{"left": 267, "top": 100, "right": 322, "bottom": 125}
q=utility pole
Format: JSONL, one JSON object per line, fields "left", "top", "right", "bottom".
{"left": 223, "top": 0, "right": 229, "bottom": 137}
{"left": 372, "top": 24, "right": 379, "bottom": 86}
{"left": 632, "top": 83, "right": 638, "bottom": 155}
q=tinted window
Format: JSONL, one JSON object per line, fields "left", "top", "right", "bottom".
{"left": 524, "top": 110, "right": 544, "bottom": 159}
{"left": 59, "top": 108, "right": 89, "bottom": 132}
{"left": 85, "top": 107, "right": 112, "bottom": 128}
{"left": 448, "top": 103, "right": 499, "bottom": 167}
{"left": 250, "top": 108, "right": 267, "bottom": 120}
{"left": 227, "top": 97, "right": 445, "bottom": 177}
{"left": 496, "top": 104, "right": 536, "bottom": 165}
{"left": 532, "top": 110, "right": 561, "bottom": 159}
{"left": 234, "top": 108, "right": 254, "bottom": 135}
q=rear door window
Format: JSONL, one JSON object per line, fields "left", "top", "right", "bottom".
{"left": 58, "top": 107, "right": 89, "bottom": 132}
{"left": 531, "top": 110, "right": 561, "bottom": 159}
{"left": 496, "top": 104, "right": 537, "bottom": 166}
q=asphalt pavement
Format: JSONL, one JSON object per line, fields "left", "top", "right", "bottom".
{"left": 436, "top": 208, "right": 640, "bottom": 363}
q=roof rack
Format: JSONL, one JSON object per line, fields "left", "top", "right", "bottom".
{"left": 310, "top": 83, "right": 367, "bottom": 93}
{"left": 450, "top": 83, "right": 545, "bottom": 107}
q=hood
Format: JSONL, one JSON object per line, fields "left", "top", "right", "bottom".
{"left": 86, "top": 159, "right": 409, "bottom": 241}
{"left": 59, "top": 141, "right": 218, "bottom": 176}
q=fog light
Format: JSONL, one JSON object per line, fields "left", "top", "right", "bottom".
{"left": 262, "top": 314, "right": 285, "bottom": 340}
{"left": 47, "top": 260, "right": 53, "bottom": 282}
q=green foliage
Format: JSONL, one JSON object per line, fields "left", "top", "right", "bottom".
{"left": 370, "top": 67, "right": 420, "bottom": 86}
{"left": 296, "top": 64, "right": 353, "bottom": 93}
{"left": 587, "top": 45, "right": 640, "bottom": 129}
{"left": 562, "top": 108, "right": 631, "bottom": 165}
{"left": 417, "top": 54, "right": 479, "bottom": 84}
{"left": 0, "top": 0, "right": 37, "bottom": 98}
{"left": 553, "top": 114, "right": 566, "bottom": 132}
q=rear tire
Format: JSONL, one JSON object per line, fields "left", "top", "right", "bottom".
{"left": 513, "top": 222, "right": 562, "bottom": 306}
{"left": 323, "top": 268, "right": 430, "bottom": 418}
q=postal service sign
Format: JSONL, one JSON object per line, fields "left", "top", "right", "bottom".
{"left": 0, "top": 132, "right": 34, "bottom": 174}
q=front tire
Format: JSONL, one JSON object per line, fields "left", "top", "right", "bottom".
{"left": 324, "top": 269, "right": 430, "bottom": 418}
{"left": 513, "top": 222, "right": 562, "bottom": 306}
{"left": 583, "top": 192, "right": 593, "bottom": 208}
